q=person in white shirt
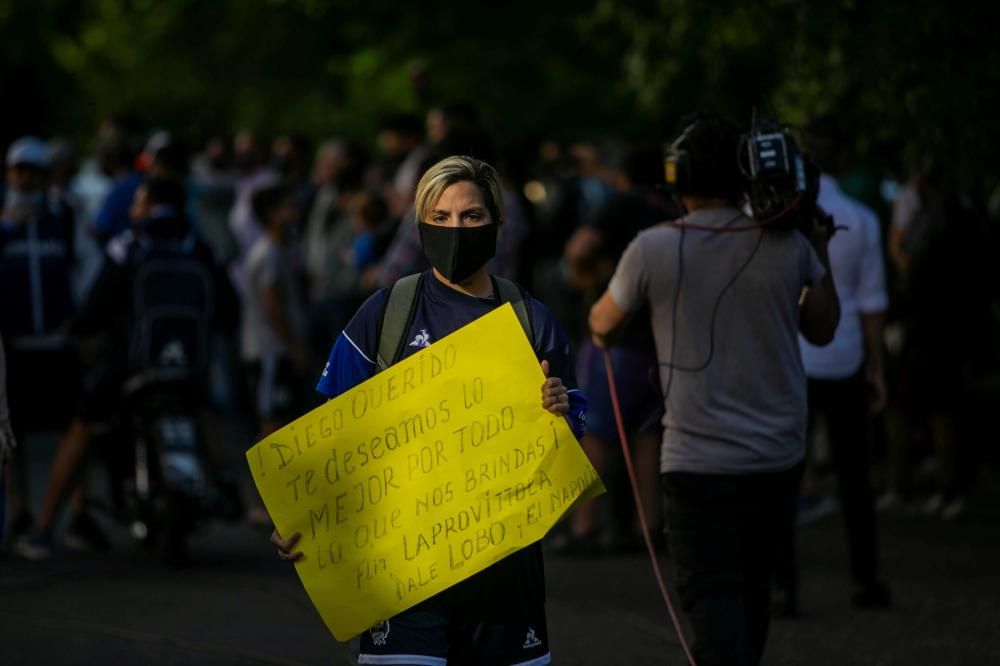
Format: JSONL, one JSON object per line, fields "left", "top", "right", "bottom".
{"left": 776, "top": 117, "right": 891, "bottom": 614}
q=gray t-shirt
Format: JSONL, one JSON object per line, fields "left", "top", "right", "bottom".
{"left": 608, "top": 207, "right": 825, "bottom": 475}
{"left": 241, "top": 236, "right": 301, "bottom": 361}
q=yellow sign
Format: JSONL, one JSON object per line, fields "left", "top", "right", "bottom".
{"left": 246, "top": 304, "right": 605, "bottom": 640}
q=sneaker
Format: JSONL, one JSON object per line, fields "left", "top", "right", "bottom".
{"left": 853, "top": 581, "right": 891, "bottom": 609}
{"left": 64, "top": 512, "right": 111, "bottom": 552}
{"left": 13, "top": 530, "right": 54, "bottom": 561}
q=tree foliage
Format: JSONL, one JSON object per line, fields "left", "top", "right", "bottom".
{"left": 1, "top": 0, "right": 642, "bottom": 147}
{"left": 592, "top": 0, "right": 1000, "bottom": 186}
{"left": 1, "top": 0, "right": 996, "bottom": 185}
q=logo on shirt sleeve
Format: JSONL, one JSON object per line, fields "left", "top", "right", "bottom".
{"left": 408, "top": 329, "right": 432, "bottom": 349}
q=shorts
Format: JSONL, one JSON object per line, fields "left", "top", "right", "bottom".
{"left": 358, "top": 547, "right": 551, "bottom": 666}
{"left": 576, "top": 339, "right": 662, "bottom": 443}
{"left": 244, "top": 355, "right": 299, "bottom": 422}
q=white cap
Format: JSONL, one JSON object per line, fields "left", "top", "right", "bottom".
{"left": 6, "top": 136, "right": 50, "bottom": 169}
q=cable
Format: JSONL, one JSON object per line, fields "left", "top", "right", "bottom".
{"left": 659, "top": 222, "right": 686, "bottom": 400}
{"left": 656, "top": 197, "right": 795, "bottom": 374}
{"left": 603, "top": 349, "right": 697, "bottom": 666}
{"left": 659, "top": 227, "right": 764, "bottom": 372}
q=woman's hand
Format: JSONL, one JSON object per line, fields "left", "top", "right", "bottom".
{"left": 271, "top": 529, "right": 304, "bottom": 562}
{"left": 540, "top": 360, "right": 570, "bottom": 416}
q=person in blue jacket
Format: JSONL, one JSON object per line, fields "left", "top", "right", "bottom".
{"left": 273, "top": 155, "right": 587, "bottom": 666}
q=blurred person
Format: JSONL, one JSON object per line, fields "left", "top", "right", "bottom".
{"left": 873, "top": 163, "right": 925, "bottom": 513}
{"left": 243, "top": 184, "right": 308, "bottom": 527}
{"left": 135, "top": 130, "right": 172, "bottom": 174}
{"left": 302, "top": 139, "right": 353, "bottom": 266}
{"left": 1, "top": 137, "right": 80, "bottom": 545}
{"left": 48, "top": 138, "right": 104, "bottom": 303}
{"left": 366, "top": 204, "right": 428, "bottom": 291}
{"left": 146, "top": 137, "right": 202, "bottom": 236}
{"left": 47, "top": 139, "right": 81, "bottom": 208}
{"left": 773, "top": 117, "right": 891, "bottom": 616}
{"left": 15, "top": 176, "right": 237, "bottom": 559}
{"left": 569, "top": 142, "right": 615, "bottom": 221}
{"left": 273, "top": 155, "right": 586, "bottom": 666}
{"left": 243, "top": 185, "right": 307, "bottom": 441}
{"left": 561, "top": 146, "right": 679, "bottom": 555}
{"left": 301, "top": 141, "right": 370, "bottom": 358}
{"left": 523, "top": 139, "right": 588, "bottom": 336}
{"left": 887, "top": 165, "right": 926, "bottom": 277}
{"left": 229, "top": 130, "right": 279, "bottom": 295}
{"left": 92, "top": 128, "right": 143, "bottom": 244}
{"left": 70, "top": 154, "right": 112, "bottom": 233}
{"left": 302, "top": 141, "right": 367, "bottom": 300}
{"left": 271, "top": 133, "right": 314, "bottom": 218}
{"left": 527, "top": 138, "right": 585, "bottom": 265}
{"left": 145, "top": 134, "right": 242, "bottom": 425}
{"left": 375, "top": 114, "right": 427, "bottom": 214}
{"left": 305, "top": 162, "right": 369, "bottom": 346}
{"left": 344, "top": 190, "right": 386, "bottom": 274}
{"left": 146, "top": 134, "right": 192, "bottom": 184}
{"left": 227, "top": 132, "right": 281, "bottom": 450}
{"left": 301, "top": 140, "right": 344, "bottom": 290}
{"left": 589, "top": 115, "right": 840, "bottom": 666}
{"left": 885, "top": 171, "right": 992, "bottom": 520}
{"left": 191, "top": 135, "right": 239, "bottom": 265}
{"left": 190, "top": 136, "right": 242, "bottom": 417}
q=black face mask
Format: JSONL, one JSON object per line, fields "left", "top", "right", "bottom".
{"left": 418, "top": 222, "right": 498, "bottom": 284}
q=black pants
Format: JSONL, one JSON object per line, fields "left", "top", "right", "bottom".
{"left": 778, "top": 372, "right": 880, "bottom": 596}
{"left": 662, "top": 464, "right": 800, "bottom": 666}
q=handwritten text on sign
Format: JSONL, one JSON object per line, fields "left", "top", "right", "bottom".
{"left": 246, "top": 304, "right": 604, "bottom": 640}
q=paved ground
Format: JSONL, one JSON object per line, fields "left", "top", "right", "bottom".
{"left": 2, "top": 433, "right": 999, "bottom": 665}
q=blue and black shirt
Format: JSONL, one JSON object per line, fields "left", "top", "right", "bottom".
{"left": 316, "top": 270, "right": 587, "bottom": 439}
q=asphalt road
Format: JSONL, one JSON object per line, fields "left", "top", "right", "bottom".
{"left": 2, "top": 433, "right": 999, "bottom": 665}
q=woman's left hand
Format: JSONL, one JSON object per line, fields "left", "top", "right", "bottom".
{"left": 540, "top": 359, "right": 570, "bottom": 415}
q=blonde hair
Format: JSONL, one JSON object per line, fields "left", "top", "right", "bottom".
{"left": 414, "top": 155, "right": 505, "bottom": 227}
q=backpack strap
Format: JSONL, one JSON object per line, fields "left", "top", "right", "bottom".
{"left": 492, "top": 275, "right": 535, "bottom": 346}
{"left": 376, "top": 273, "right": 424, "bottom": 371}
{"left": 376, "top": 272, "right": 535, "bottom": 373}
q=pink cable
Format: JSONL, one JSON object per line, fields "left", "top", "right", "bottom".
{"left": 603, "top": 349, "right": 697, "bottom": 666}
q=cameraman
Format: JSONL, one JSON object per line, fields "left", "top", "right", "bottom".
{"left": 589, "top": 115, "right": 839, "bottom": 666}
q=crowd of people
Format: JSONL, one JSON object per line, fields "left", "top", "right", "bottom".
{"left": 1, "top": 102, "right": 998, "bottom": 663}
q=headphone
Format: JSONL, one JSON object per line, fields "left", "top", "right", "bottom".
{"left": 663, "top": 120, "right": 700, "bottom": 195}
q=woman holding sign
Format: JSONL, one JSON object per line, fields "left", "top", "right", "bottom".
{"left": 273, "top": 155, "right": 587, "bottom": 666}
